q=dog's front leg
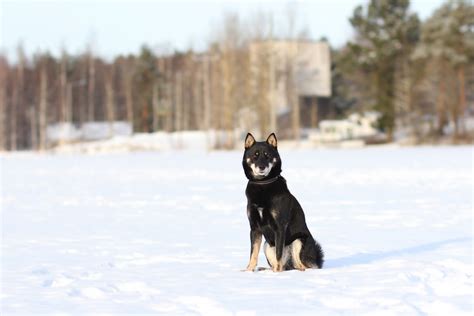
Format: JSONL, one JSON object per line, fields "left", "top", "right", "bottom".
{"left": 246, "top": 229, "right": 262, "bottom": 271}
{"left": 273, "top": 229, "right": 286, "bottom": 272}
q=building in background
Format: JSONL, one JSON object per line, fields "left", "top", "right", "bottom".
{"left": 248, "top": 40, "right": 331, "bottom": 139}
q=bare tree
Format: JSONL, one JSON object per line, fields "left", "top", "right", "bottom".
{"left": 248, "top": 12, "right": 278, "bottom": 138}
{"left": 78, "top": 55, "right": 88, "bottom": 127}
{"left": 174, "top": 71, "right": 183, "bottom": 132}
{"left": 164, "top": 56, "right": 173, "bottom": 132}
{"left": 152, "top": 82, "right": 159, "bottom": 132}
{"left": 182, "top": 56, "right": 190, "bottom": 131}
{"left": 286, "top": 5, "right": 300, "bottom": 141}
{"left": 0, "top": 57, "right": 7, "bottom": 151}
{"left": 87, "top": 46, "right": 95, "bottom": 122}
{"left": 105, "top": 64, "right": 115, "bottom": 137}
{"left": 457, "top": 65, "right": 466, "bottom": 134}
{"left": 119, "top": 58, "right": 134, "bottom": 130}
{"left": 436, "top": 60, "right": 447, "bottom": 136}
{"left": 193, "top": 59, "right": 203, "bottom": 130}
{"left": 10, "top": 46, "right": 26, "bottom": 151}
{"left": 38, "top": 57, "right": 48, "bottom": 150}
{"left": 202, "top": 55, "right": 211, "bottom": 131}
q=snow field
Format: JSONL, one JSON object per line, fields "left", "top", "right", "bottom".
{"left": 1, "top": 146, "right": 472, "bottom": 315}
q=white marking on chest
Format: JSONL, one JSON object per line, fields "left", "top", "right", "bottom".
{"left": 257, "top": 207, "right": 264, "bottom": 219}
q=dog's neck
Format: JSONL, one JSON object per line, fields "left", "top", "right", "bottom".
{"left": 248, "top": 175, "right": 283, "bottom": 185}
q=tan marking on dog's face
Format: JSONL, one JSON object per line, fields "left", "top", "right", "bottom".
{"left": 270, "top": 209, "right": 278, "bottom": 219}
{"left": 250, "top": 162, "right": 273, "bottom": 178}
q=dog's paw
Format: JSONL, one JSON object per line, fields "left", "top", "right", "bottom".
{"left": 272, "top": 264, "right": 284, "bottom": 272}
{"left": 243, "top": 266, "right": 255, "bottom": 272}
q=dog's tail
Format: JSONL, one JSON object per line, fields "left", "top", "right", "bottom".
{"left": 313, "top": 240, "right": 324, "bottom": 269}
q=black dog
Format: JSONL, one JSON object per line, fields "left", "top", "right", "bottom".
{"left": 243, "top": 133, "right": 324, "bottom": 272}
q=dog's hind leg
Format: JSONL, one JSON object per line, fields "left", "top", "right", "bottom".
{"left": 290, "top": 239, "right": 306, "bottom": 271}
{"left": 264, "top": 242, "right": 290, "bottom": 272}
{"left": 264, "top": 242, "right": 277, "bottom": 268}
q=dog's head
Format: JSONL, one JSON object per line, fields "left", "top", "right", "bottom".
{"left": 242, "top": 133, "right": 282, "bottom": 181}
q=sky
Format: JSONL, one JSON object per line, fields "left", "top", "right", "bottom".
{"left": 1, "top": 0, "right": 446, "bottom": 61}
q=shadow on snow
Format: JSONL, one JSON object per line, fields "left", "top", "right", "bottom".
{"left": 325, "top": 237, "right": 472, "bottom": 269}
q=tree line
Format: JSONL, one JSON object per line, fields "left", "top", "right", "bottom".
{"left": 336, "top": 0, "right": 473, "bottom": 142}
{"left": 0, "top": 0, "right": 472, "bottom": 151}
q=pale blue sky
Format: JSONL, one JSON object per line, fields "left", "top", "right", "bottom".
{"left": 1, "top": 0, "right": 446, "bottom": 60}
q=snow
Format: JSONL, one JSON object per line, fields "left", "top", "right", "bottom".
{"left": 1, "top": 146, "right": 472, "bottom": 315}
{"left": 51, "top": 130, "right": 242, "bottom": 153}
{"left": 46, "top": 121, "right": 133, "bottom": 143}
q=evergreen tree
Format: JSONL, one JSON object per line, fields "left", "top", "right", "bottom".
{"left": 134, "top": 46, "right": 160, "bottom": 132}
{"left": 413, "top": 0, "right": 473, "bottom": 138}
{"left": 348, "top": 0, "right": 420, "bottom": 140}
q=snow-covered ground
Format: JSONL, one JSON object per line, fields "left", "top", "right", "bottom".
{"left": 1, "top": 146, "right": 472, "bottom": 315}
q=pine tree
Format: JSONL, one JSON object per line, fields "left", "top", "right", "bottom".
{"left": 348, "top": 0, "right": 420, "bottom": 141}
{"left": 413, "top": 0, "right": 473, "bottom": 138}
{"left": 134, "top": 46, "right": 160, "bottom": 133}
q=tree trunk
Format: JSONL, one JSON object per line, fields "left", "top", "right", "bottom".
{"left": 11, "top": 49, "right": 25, "bottom": 151}
{"left": 78, "top": 58, "right": 87, "bottom": 130}
{"left": 141, "top": 100, "right": 149, "bottom": 133}
{"left": 0, "top": 61, "right": 6, "bottom": 151}
{"left": 269, "top": 44, "right": 276, "bottom": 134}
{"left": 202, "top": 57, "right": 212, "bottom": 150}
{"left": 105, "top": 68, "right": 115, "bottom": 137}
{"left": 122, "top": 61, "right": 134, "bottom": 132}
{"left": 165, "top": 58, "right": 173, "bottom": 132}
{"left": 174, "top": 72, "right": 183, "bottom": 132}
{"left": 152, "top": 83, "right": 159, "bottom": 132}
{"left": 10, "top": 87, "right": 17, "bottom": 151}
{"left": 221, "top": 52, "right": 233, "bottom": 148}
{"left": 203, "top": 57, "right": 211, "bottom": 131}
{"left": 39, "top": 64, "right": 48, "bottom": 150}
{"left": 66, "top": 83, "right": 72, "bottom": 124}
{"left": 436, "top": 74, "right": 447, "bottom": 136}
{"left": 182, "top": 68, "right": 189, "bottom": 131}
{"left": 29, "top": 106, "right": 38, "bottom": 150}
{"left": 60, "top": 53, "right": 67, "bottom": 125}
{"left": 194, "top": 64, "right": 203, "bottom": 130}
{"left": 88, "top": 52, "right": 95, "bottom": 122}
{"left": 457, "top": 66, "right": 466, "bottom": 135}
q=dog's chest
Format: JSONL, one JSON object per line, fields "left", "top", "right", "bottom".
{"left": 257, "top": 207, "right": 264, "bottom": 220}
{"left": 249, "top": 204, "right": 277, "bottom": 224}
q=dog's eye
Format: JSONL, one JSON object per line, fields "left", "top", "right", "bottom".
{"left": 254, "top": 151, "right": 259, "bottom": 157}
{"left": 264, "top": 152, "right": 269, "bottom": 158}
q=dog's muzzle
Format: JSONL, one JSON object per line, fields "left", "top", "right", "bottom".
{"left": 250, "top": 163, "right": 273, "bottom": 178}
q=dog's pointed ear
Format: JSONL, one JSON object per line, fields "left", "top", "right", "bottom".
{"left": 245, "top": 133, "right": 256, "bottom": 149}
{"left": 266, "top": 133, "right": 277, "bottom": 148}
